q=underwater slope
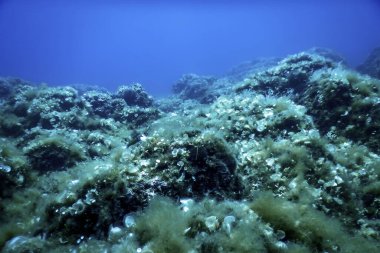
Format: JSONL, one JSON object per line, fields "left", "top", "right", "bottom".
{"left": 0, "top": 50, "right": 380, "bottom": 253}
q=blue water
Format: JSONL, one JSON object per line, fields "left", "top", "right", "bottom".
{"left": 1, "top": 0, "right": 380, "bottom": 96}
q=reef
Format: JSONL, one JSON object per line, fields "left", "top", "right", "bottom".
{"left": 1, "top": 49, "right": 380, "bottom": 253}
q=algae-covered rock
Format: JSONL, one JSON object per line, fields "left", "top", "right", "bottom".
{"left": 0, "top": 78, "right": 36, "bottom": 101}
{"left": 24, "top": 135, "right": 86, "bottom": 172}
{"left": 27, "top": 86, "right": 82, "bottom": 129}
{"left": 301, "top": 67, "right": 380, "bottom": 152}
{"left": 306, "top": 47, "right": 347, "bottom": 64}
{"left": 132, "top": 198, "right": 268, "bottom": 253}
{"left": 208, "top": 91, "right": 313, "bottom": 141}
{"left": 117, "top": 129, "right": 242, "bottom": 200}
{"left": 114, "top": 106, "right": 161, "bottom": 126}
{"left": 44, "top": 168, "right": 151, "bottom": 243}
{"left": 0, "top": 113, "right": 24, "bottom": 137}
{"left": 82, "top": 90, "right": 116, "bottom": 117}
{"left": 236, "top": 52, "right": 336, "bottom": 95}
{"left": 4, "top": 84, "right": 39, "bottom": 118}
{"left": 173, "top": 74, "right": 218, "bottom": 104}
{"left": 224, "top": 57, "right": 280, "bottom": 82}
{"left": 0, "top": 78, "right": 12, "bottom": 99}
{"left": 237, "top": 52, "right": 380, "bottom": 152}
{"left": 357, "top": 47, "right": 380, "bottom": 79}
{"left": 117, "top": 83, "right": 154, "bottom": 107}
{"left": 251, "top": 192, "right": 380, "bottom": 253}
{"left": 134, "top": 198, "right": 191, "bottom": 253}
{"left": 0, "top": 141, "right": 29, "bottom": 198}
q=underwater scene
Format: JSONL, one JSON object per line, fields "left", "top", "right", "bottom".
{"left": 1, "top": 1, "right": 380, "bottom": 252}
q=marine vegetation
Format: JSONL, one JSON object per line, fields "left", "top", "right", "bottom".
{"left": 0, "top": 50, "right": 380, "bottom": 252}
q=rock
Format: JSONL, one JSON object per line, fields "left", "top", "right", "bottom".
{"left": 357, "top": 47, "right": 380, "bottom": 79}
{"left": 236, "top": 52, "right": 336, "bottom": 95}
{"left": 172, "top": 74, "right": 217, "bottom": 104}
{"left": 117, "top": 84, "right": 154, "bottom": 107}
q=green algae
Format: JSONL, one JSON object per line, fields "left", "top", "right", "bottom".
{"left": 251, "top": 192, "right": 380, "bottom": 253}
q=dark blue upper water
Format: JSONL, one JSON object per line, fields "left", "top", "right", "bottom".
{"left": 1, "top": 0, "right": 380, "bottom": 96}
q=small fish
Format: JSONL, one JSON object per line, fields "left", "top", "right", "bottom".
{"left": 0, "top": 163, "right": 12, "bottom": 173}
